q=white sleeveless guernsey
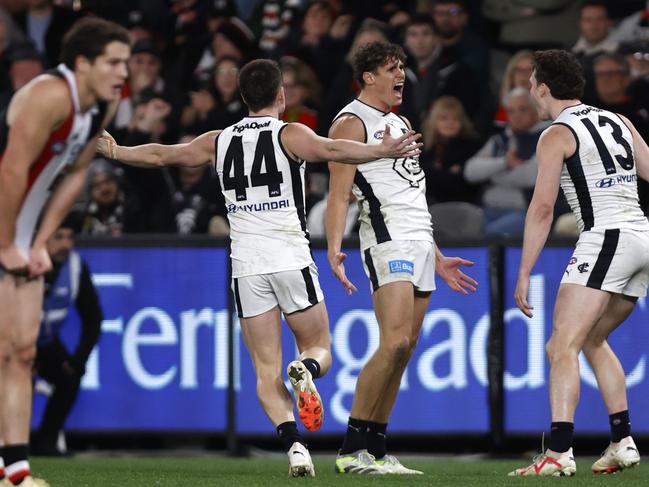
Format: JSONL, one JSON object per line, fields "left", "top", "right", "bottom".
{"left": 216, "top": 116, "right": 312, "bottom": 278}
{"left": 333, "top": 99, "right": 433, "bottom": 250}
{"left": 0, "top": 64, "right": 106, "bottom": 251}
{"left": 553, "top": 103, "right": 649, "bottom": 233}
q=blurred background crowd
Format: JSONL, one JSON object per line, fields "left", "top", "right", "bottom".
{"left": 2, "top": 0, "right": 649, "bottom": 239}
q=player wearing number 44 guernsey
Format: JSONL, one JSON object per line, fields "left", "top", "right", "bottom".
{"left": 326, "top": 41, "right": 478, "bottom": 475}
{"left": 97, "top": 58, "right": 421, "bottom": 478}
{"left": 511, "top": 50, "right": 648, "bottom": 477}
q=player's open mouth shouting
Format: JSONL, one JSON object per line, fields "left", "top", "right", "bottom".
{"left": 393, "top": 81, "right": 404, "bottom": 100}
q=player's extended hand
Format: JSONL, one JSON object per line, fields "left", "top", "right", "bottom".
{"left": 328, "top": 250, "right": 357, "bottom": 295}
{"left": 380, "top": 124, "right": 422, "bottom": 159}
{"left": 0, "top": 244, "right": 29, "bottom": 276}
{"left": 514, "top": 273, "right": 534, "bottom": 318}
{"left": 28, "top": 245, "right": 52, "bottom": 278}
{"left": 436, "top": 256, "right": 477, "bottom": 295}
{"left": 97, "top": 130, "right": 117, "bottom": 159}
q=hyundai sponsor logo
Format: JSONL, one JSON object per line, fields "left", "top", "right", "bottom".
{"left": 227, "top": 199, "right": 290, "bottom": 213}
{"left": 595, "top": 174, "right": 638, "bottom": 188}
{"left": 596, "top": 177, "right": 616, "bottom": 188}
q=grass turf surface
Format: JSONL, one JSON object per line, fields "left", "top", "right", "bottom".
{"left": 31, "top": 455, "right": 645, "bottom": 486}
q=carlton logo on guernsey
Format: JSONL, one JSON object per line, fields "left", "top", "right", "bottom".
{"left": 0, "top": 64, "right": 106, "bottom": 252}
{"left": 333, "top": 98, "right": 433, "bottom": 250}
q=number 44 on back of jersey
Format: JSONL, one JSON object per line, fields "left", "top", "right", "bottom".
{"left": 222, "top": 130, "right": 284, "bottom": 201}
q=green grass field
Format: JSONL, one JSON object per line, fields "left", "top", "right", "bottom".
{"left": 30, "top": 454, "right": 646, "bottom": 486}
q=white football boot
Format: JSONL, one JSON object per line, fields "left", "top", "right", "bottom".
{"left": 287, "top": 442, "right": 315, "bottom": 477}
{"left": 335, "top": 449, "right": 386, "bottom": 474}
{"left": 375, "top": 454, "right": 423, "bottom": 474}
{"left": 508, "top": 448, "right": 576, "bottom": 477}
{"left": 592, "top": 436, "right": 640, "bottom": 474}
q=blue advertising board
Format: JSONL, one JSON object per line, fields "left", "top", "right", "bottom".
{"left": 235, "top": 247, "right": 491, "bottom": 434}
{"left": 30, "top": 243, "right": 649, "bottom": 434}
{"left": 504, "top": 247, "right": 649, "bottom": 433}
{"left": 33, "top": 247, "right": 230, "bottom": 431}
{"left": 33, "top": 245, "right": 491, "bottom": 433}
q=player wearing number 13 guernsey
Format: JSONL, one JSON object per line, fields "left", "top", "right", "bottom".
{"left": 512, "top": 50, "right": 649, "bottom": 477}
{"left": 97, "top": 58, "right": 421, "bottom": 478}
{"left": 326, "top": 41, "right": 478, "bottom": 475}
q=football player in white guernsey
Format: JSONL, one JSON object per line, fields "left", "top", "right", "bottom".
{"left": 511, "top": 50, "right": 649, "bottom": 477}
{"left": 0, "top": 18, "right": 129, "bottom": 487}
{"left": 326, "top": 41, "right": 478, "bottom": 475}
{"left": 97, "top": 58, "right": 422, "bottom": 478}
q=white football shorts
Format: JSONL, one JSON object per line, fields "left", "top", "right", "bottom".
{"left": 561, "top": 228, "right": 649, "bottom": 297}
{"left": 232, "top": 263, "right": 324, "bottom": 318}
{"left": 361, "top": 239, "right": 436, "bottom": 293}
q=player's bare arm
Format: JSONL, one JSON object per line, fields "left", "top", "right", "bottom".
{"left": 617, "top": 113, "right": 649, "bottom": 183}
{"left": 29, "top": 102, "right": 120, "bottom": 277}
{"left": 28, "top": 148, "right": 89, "bottom": 277}
{"left": 325, "top": 115, "right": 364, "bottom": 294}
{"left": 281, "top": 119, "right": 421, "bottom": 164}
{"left": 28, "top": 140, "right": 96, "bottom": 277}
{"left": 515, "top": 124, "right": 572, "bottom": 317}
{"left": 98, "top": 129, "right": 221, "bottom": 168}
{"left": 0, "top": 76, "right": 71, "bottom": 272}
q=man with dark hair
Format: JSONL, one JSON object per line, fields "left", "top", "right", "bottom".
{"left": 97, "top": 58, "right": 421, "bottom": 478}
{"left": 0, "top": 17, "right": 129, "bottom": 487}
{"left": 326, "top": 41, "right": 477, "bottom": 475}
{"left": 429, "top": 0, "right": 490, "bottom": 131}
{"left": 237, "top": 57, "right": 283, "bottom": 111}
{"left": 511, "top": 49, "right": 648, "bottom": 476}
{"left": 573, "top": 1, "right": 617, "bottom": 58}
{"left": 58, "top": 16, "right": 130, "bottom": 69}
{"left": 530, "top": 49, "right": 586, "bottom": 100}
{"left": 32, "top": 213, "right": 102, "bottom": 457}
{"left": 572, "top": 0, "right": 619, "bottom": 105}
{"left": 404, "top": 13, "right": 436, "bottom": 66}
{"left": 403, "top": 14, "right": 437, "bottom": 125}
{"left": 404, "top": 12, "right": 482, "bottom": 128}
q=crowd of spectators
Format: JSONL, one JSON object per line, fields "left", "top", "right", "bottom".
{"left": 1, "top": 0, "right": 649, "bottom": 237}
